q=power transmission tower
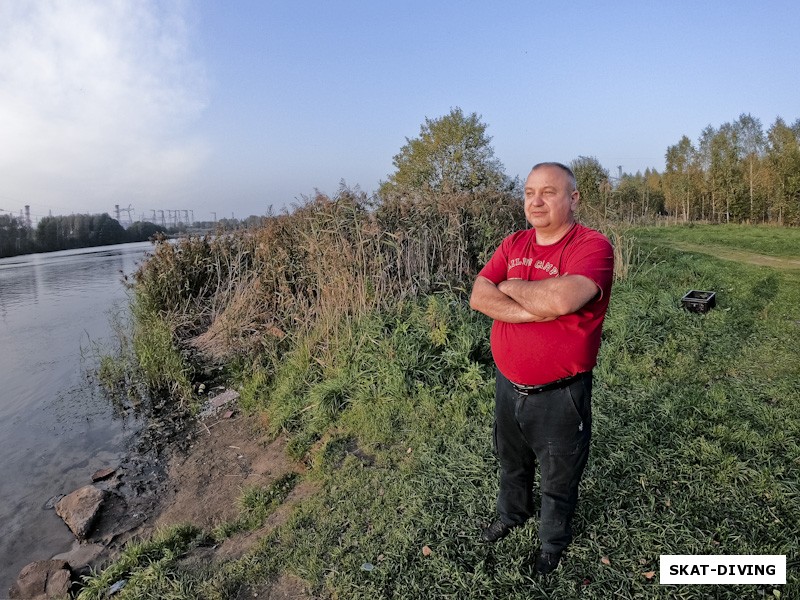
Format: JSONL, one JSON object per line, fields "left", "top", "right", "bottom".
{"left": 119, "top": 204, "right": 135, "bottom": 227}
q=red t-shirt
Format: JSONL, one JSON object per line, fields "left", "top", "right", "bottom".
{"left": 478, "top": 223, "right": 614, "bottom": 385}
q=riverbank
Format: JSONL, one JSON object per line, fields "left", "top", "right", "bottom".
{"left": 11, "top": 395, "right": 317, "bottom": 599}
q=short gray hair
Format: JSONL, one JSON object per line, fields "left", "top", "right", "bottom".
{"left": 530, "top": 162, "right": 577, "bottom": 191}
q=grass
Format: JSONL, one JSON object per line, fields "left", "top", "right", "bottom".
{"left": 213, "top": 473, "right": 300, "bottom": 539}
{"left": 253, "top": 250, "right": 799, "bottom": 599}
{"left": 637, "top": 223, "right": 800, "bottom": 258}
{"left": 93, "top": 296, "right": 196, "bottom": 408}
{"left": 81, "top": 224, "right": 800, "bottom": 599}
{"left": 76, "top": 525, "right": 206, "bottom": 600}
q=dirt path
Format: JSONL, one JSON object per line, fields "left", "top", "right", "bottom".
{"left": 664, "top": 241, "right": 800, "bottom": 271}
{"left": 149, "top": 409, "right": 319, "bottom": 599}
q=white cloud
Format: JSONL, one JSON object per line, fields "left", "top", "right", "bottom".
{"left": 0, "top": 0, "right": 209, "bottom": 215}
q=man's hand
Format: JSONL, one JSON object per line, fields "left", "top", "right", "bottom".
{"left": 469, "top": 276, "right": 554, "bottom": 323}
{"left": 497, "top": 275, "right": 599, "bottom": 317}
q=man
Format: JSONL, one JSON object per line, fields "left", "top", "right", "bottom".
{"left": 469, "top": 162, "right": 614, "bottom": 574}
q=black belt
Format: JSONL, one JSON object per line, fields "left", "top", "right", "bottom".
{"left": 510, "top": 372, "right": 586, "bottom": 395}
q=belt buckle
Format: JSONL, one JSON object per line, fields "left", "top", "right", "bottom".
{"left": 512, "top": 373, "right": 581, "bottom": 396}
{"left": 512, "top": 381, "right": 540, "bottom": 395}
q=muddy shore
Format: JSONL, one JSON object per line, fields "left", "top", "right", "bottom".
{"left": 13, "top": 394, "right": 316, "bottom": 599}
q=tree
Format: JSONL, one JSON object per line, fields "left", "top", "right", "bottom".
{"left": 735, "top": 113, "right": 766, "bottom": 221}
{"left": 765, "top": 117, "right": 800, "bottom": 224}
{"left": 644, "top": 168, "right": 666, "bottom": 216}
{"left": 712, "top": 123, "right": 745, "bottom": 221}
{"left": 127, "top": 221, "right": 166, "bottom": 242}
{"left": 33, "top": 213, "right": 126, "bottom": 252}
{"left": 697, "top": 125, "right": 718, "bottom": 220}
{"left": 36, "top": 216, "right": 61, "bottom": 251}
{"left": 614, "top": 171, "right": 666, "bottom": 222}
{"left": 379, "top": 108, "right": 509, "bottom": 197}
{"left": 696, "top": 122, "right": 747, "bottom": 222}
{"left": 0, "top": 214, "right": 34, "bottom": 258}
{"left": 664, "top": 135, "right": 702, "bottom": 221}
{"left": 614, "top": 174, "right": 642, "bottom": 222}
{"left": 88, "top": 213, "right": 124, "bottom": 246}
{"left": 571, "top": 156, "right": 610, "bottom": 218}
{"left": 242, "top": 215, "right": 269, "bottom": 228}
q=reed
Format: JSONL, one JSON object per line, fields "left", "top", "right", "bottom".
{"left": 131, "top": 185, "right": 526, "bottom": 369}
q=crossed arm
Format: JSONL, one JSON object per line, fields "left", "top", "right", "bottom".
{"left": 469, "top": 274, "right": 600, "bottom": 323}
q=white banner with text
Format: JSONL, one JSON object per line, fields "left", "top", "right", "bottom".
{"left": 660, "top": 555, "right": 786, "bottom": 585}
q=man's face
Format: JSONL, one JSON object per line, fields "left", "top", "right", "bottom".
{"left": 523, "top": 166, "right": 579, "bottom": 232}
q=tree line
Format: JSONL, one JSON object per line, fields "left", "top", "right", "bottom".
{"left": 570, "top": 114, "right": 800, "bottom": 225}
{"left": 662, "top": 114, "right": 800, "bottom": 224}
{"left": 0, "top": 213, "right": 166, "bottom": 258}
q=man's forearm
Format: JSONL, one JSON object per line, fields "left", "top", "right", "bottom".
{"left": 470, "top": 276, "right": 552, "bottom": 323}
{"left": 497, "top": 275, "right": 598, "bottom": 317}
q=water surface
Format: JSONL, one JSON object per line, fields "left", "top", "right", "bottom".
{"left": 0, "top": 242, "right": 152, "bottom": 591}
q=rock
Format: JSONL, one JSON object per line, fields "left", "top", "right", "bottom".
{"left": 8, "top": 559, "right": 72, "bottom": 599}
{"left": 47, "top": 569, "right": 71, "bottom": 598}
{"left": 91, "top": 467, "right": 116, "bottom": 482}
{"left": 211, "top": 389, "right": 239, "bottom": 408}
{"left": 52, "top": 540, "right": 105, "bottom": 572}
{"left": 55, "top": 485, "right": 107, "bottom": 539}
{"left": 198, "top": 389, "right": 241, "bottom": 419}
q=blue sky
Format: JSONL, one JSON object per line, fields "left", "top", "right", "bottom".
{"left": 1, "top": 1, "right": 799, "bottom": 224}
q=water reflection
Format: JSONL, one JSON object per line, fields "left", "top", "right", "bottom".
{"left": 38, "top": 255, "right": 126, "bottom": 294}
{"left": 0, "top": 246, "right": 148, "bottom": 312}
{"left": 0, "top": 262, "right": 38, "bottom": 312}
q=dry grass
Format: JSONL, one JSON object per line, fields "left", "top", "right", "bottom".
{"left": 134, "top": 186, "right": 527, "bottom": 364}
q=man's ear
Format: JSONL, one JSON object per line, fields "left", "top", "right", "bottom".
{"left": 571, "top": 190, "right": 581, "bottom": 210}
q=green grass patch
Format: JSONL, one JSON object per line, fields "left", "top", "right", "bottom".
{"left": 262, "top": 232, "right": 798, "bottom": 598}
{"left": 213, "top": 473, "right": 299, "bottom": 539}
{"left": 130, "top": 298, "right": 195, "bottom": 402}
{"left": 636, "top": 223, "right": 800, "bottom": 258}
{"left": 91, "top": 299, "right": 195, "bottom": 410}
{"left": 76, "top": 525, "right": 206, "bottom": 600}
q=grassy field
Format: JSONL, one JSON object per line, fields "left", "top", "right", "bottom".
{"left": 81, "top": 224, "right": 799, "bottom": 599}
{"left": 638, "top": 223, "right": 800, "bottom": 259}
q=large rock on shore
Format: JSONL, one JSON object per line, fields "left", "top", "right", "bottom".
{"left": 8, "top": 559, "right": 71, "bottom": 599}
{"left": 55, "top": 485, "right": 107, "bottom": 539}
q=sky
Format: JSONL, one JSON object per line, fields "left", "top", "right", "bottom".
{"left": 1, "top": 1, "right": 799, "bottom": 225}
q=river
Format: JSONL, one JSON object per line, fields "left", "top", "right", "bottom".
{"left": 0, "top": 241, "right": 152, "bottom": 592}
